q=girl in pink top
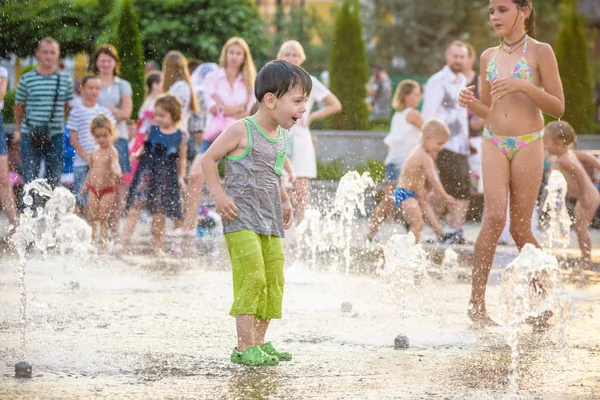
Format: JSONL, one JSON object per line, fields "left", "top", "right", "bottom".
{"left": 180, "top": 37, "right": 257, "bottom": 235}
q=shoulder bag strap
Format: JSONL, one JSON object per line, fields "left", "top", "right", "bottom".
{"left": 48, "top": 72, "right": 61, "bottom": 123}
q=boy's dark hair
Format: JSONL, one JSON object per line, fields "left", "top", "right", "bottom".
{"left": 255, "top": 60, "right": 312, "bottom": 103}
{"left": 81, "top": 74, "right": 100, "bottom": 87}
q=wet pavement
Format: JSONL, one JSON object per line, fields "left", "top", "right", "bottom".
{"left": 0, "top": 218, "right": 600, "bottom": 399}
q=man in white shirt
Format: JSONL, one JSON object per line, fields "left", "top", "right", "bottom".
{"left": 422, "top": 41, "right": 470, "bottom": 244}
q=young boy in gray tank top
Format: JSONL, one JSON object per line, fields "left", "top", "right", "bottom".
{"left": 201, "top": 60, "right": 312, "bottom": 366}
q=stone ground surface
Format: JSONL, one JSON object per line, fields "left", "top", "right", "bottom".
{"left": 0, "top": 216, "right": 599, "bottom": 399}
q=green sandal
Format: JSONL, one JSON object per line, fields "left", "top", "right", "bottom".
{"left": 231, "top": 345, "right": 279, "bottom": 366}
{"left": 260, "top": 342, "right": 292, "bottom": 361}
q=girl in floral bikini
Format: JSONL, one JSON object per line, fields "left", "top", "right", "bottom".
{"left": 459, "top": 0, "right": 564, "bottom": 326}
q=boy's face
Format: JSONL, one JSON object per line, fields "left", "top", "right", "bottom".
{"left": 272, "top": 86, "right": 309, "bottom": 130}
{"left": 93, "top": 127, "right": 112, "bottom": 148}
{"left": 543, "top": 134, "right": 563, "bottom": 155}
{"left": 81, "top": 78, "right": 101, "bottom": 103}
{"left": 423, "top": 135, "right": 447, "bottom": 159}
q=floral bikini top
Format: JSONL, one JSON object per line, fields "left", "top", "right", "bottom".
{"left": 486, "top": 35, "right": 533, "bottom": 83}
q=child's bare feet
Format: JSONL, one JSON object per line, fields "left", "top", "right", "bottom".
{"left": 467, "top": 306, "right": 499, "bottom": 327}
{"left": 525, "top": 310, "right": 554, "bottom": 328}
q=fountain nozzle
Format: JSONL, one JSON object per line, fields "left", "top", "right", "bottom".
{"left": 15, "top": 361, "right": 32, "bottom": 378}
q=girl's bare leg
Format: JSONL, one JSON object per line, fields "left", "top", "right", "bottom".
{"left": 183, "top": 155, "right": 203, "bottom": 231}
{"left": 291, "top": 177, "right": 310, "bottom": 224}
{"left": 110, "top": 183, "right": 129, "bottom": 234}
{"left": 401, "top": 198, "right": 424, "bottom": 243}
{"left": 98, "top": 192, "right": 116, "bottom": 250}
{"left": 120, "top": 200, "right": 143, "bottom": 253}
{"left": 574, "top": 200, "right": 598, "bottom": 271}
{"left": 0, "top": 155, "right": 18, "bottom": 227}
{"left": 87, "top": 194, "right": 100, "bottom": 245}
{"left": 508, "top": 140, "right": 544, "bottom": 250}
{"left": 508, "top": 140, "right": 552, "bottom": 325}
{"left": 368, "top": 181, "right": 396, "bottom": 239}
{"left": 470, "top": 138, "right": 510, "bottom": 325}
{"left": 152, "top": 212, "right": 166, "bottom": 251}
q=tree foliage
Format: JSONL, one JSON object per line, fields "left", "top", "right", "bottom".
{"left": 271, "top": 4, "right": 334, "bottom": 73}
{"left": 134, "top": 0, "right": 270, "bottom": 66}
{"left": 372, "top": 0, "right": 488, "bottom": 75}
{"left": 329, "top": 0, "right": 369, "bottom": 130}
{"left": 0, "top": 0, "right": 101, "bottom": 58}
{"left": 554, "top": 0, "right": 596, "bottom": 133}
{"left": 114, "top": 0, "right": 145, "bottom": 115}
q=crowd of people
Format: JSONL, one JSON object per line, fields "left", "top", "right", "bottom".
{"left": 0, "top": 34, "right": 346, "bottom": 256}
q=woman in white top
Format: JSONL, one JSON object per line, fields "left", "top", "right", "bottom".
{"left": 277, "top": 40, "right": 342, "bottom": 224}
{"left": 368, "top": 80, "right": 424, "bottom": 241}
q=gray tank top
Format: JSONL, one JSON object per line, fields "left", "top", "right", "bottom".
{"left": 223, "top": 117, "right": 287, "bottom": 237}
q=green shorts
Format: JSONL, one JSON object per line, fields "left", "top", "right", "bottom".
{"left": 225, "top": 230, "right": 285, "bottom": 320}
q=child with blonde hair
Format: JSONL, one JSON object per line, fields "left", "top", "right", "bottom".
{"left": 368, "top": 79, "right": 424, "bottom": 241}
{"left": 121, "top": 94, "right": 187, "bottom": 254}
{"left": 80, "top": 114, "right": 121, "bottom": 250}
{"left": 544, "top": 121, "right": 599, "bottom": 278}
{"left": 393, "top": 119, "right": 456, "bottom": 243}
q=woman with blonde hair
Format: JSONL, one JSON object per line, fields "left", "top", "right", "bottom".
{"left": 278, "top": 40, "right": 342, "bottom": 223}
{"left": 177, "top": 37, "right": 257, "bottom": 236}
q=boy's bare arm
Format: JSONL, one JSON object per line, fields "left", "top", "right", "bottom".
{"left": 200, "top": 121, "right": 246, "bottom": 220}
{"left": 575, "top": 150, "right": 600, "bottom": 171}
{"left": 280, "top": 183, "right": 293, "bottom": 229}
{"left": 111, "top": 147, "right": 122, "bottom": 178}
{"left": 178, "top": 142, "right": 188, "bottom": 189}
{"left": 558, "top": 155, "right": 590, "bottom": 200}
{"left": 423, "top": 155, "right": 455, "bottom": 203}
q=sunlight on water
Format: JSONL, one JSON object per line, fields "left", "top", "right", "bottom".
{"left": 540, "top": 170, "right": 571, "bottom": 249}
{"left": 500, "top": 243, "right": 572, "bottom": 395}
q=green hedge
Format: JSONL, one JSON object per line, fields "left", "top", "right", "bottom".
{"left": 316, "top": 158, "right": 385, "bottom": 182}
{"left": 2, "top": 89, "right": 15, "bottom": 124}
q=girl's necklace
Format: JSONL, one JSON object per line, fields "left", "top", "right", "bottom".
{"left": 501, "top": 34, "right": 527, "bottom": 54}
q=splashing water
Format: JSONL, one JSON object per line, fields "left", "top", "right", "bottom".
{"left": 381, "top": 233, "right": 429, "bottom": 320}
{"left": 301, "top": 171, "right": 374, "bottom": 275}
{"left": 500, "top": 243, "right": 571, "bottom": 395}
{"left": 10, "top": 180, "right": 93, "bottom": 361}
{"left": 294, "top": 207, "right": 322, "bottom": 270}
{"left": 540, "top": 170, "right": 571, "bottom": 249}
{"left": 439, "top": 247, "right": 459, "bottom": 279}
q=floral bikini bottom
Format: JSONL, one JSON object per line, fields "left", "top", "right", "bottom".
{"left": 483, "top": 128, "right": 544, "bottom": 160}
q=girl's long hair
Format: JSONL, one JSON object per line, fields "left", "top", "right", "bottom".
{"left": 161, "top": 50, "right": 199, "bottom": 113}
{"left": 218, "top": 37, "right": 257, "bottom": 101}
